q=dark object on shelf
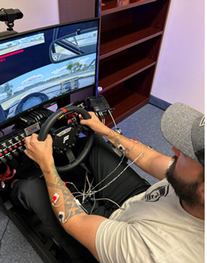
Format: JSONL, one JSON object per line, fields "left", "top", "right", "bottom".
{"left": 87, "top": 95, "right": 113, "bottom": 114}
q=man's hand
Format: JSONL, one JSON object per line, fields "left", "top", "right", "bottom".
{"left": 80, "top": 111, "right": 110, "bottom": 136}
{"left": 24, "top": 133, "right": 54, "bottom": 166}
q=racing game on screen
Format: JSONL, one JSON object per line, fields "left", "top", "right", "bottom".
{"left": 0, "top": 19, "right": 99, "bottom": 122}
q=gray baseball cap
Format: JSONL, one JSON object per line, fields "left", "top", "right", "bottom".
{"left": 161, "top": 102, "right": 205, "bottom": 166}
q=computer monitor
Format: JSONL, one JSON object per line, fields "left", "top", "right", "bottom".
{"left": 0, "top": 17, "right": 99, "bottom": 129}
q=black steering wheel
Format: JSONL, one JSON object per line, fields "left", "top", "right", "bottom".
{"left": 38, "top": 106, "right": 94, "bottom": 173}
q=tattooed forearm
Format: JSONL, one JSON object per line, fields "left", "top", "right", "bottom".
{"left": 46, "top": 180, "right": 68, "bottom": 192}
{"left": 42, "top": 164, "right": 63, "bottom": 184}
{"left": 44, "top": 163, "right": 85, "bottom": 223}
{"left": 42, "top": 169, "right": 50, "bottom": 175}
{"left": 102, "top": 130, "right": 135, "bottom": 157}
{"left": 51, "top": 163, "right": 63, "bottom": 184}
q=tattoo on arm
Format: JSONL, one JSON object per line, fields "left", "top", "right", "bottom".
{"left": 42, "top": 169, "right": 50, "bottom": 175}
{"left": 45, "top": 163, "right": 84, "bottom": 222}
{"left": 102, "top": 131, "right": 135, "bottom": 157}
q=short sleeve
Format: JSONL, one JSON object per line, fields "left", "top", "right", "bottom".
{"left": 95, "top": 219, "right": 151, "bottom": 263}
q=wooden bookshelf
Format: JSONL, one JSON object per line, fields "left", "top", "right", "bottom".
{"left": 101, "top": 0, "right": 157, "bottom": 15}
{"left": 98, "top": 0, "right": 171, "bottom": 126}
{"left": 58, "top": 0, "right": 171, "bottom": 127}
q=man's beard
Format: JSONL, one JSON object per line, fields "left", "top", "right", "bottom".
{"left": 166, "top": 156, "right": 202, "bottom": 207}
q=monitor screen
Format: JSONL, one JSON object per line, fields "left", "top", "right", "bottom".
{"left": 0, "top": 18, "right": 99, "bottom": 128}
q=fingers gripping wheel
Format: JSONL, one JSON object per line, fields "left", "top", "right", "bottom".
{"left": 38, "top": 106, "right": 93, "bottom": 172}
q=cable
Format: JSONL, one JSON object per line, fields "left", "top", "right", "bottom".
{"left": 82, "top": 170, "right": 94, "bottom": 203}
{"left": 89, "top": 192, "right": 96, "bottom": 214}
{"left": 52, "top": 192, "right": 74, "bottom": 208}
{"left": 92, "top": 197, "right": 124, "bottom": 210}
{"left": 87, "top": 142, "right": 151, "bottom": 195}
{"left": 108, "top": 110, "right": 117, "bottom": 130}
{"left": 75, "top": 143, "right": 149, "bottom": 199}
{"left": 53, "top": 142, "right": 152, "bottom": 219}
{"left": 99, "top": 112, "right": 105, "bottom": 125}
{"left": 89, "top": 153, "right": 125, "bottom": 193}
{"left": 0, "top": 217, "right": 10, "bottom": 247}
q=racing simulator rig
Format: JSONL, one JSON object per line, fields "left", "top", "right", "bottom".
{"left": 0, "top": 12, "right": 119, "bottom": 263}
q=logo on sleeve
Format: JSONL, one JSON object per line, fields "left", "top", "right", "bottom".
{"left": 142, "top": 185, "right": 169, "bottom": 202}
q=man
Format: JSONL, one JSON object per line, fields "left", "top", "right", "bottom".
{"left": 13, "top": 102, "right": 204, "bottom": 262}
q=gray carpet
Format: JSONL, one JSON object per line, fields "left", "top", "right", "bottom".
{"left": 0, "top": 103, "right": 173, "bottom": 263}
{"left": 0, "top": 210, "right": 44, "bottom": 263}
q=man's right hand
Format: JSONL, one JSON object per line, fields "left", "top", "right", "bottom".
{"left": 24, "top": 133, "right": 54, "bottom": 167}
{"left": 80, "top": 111, "right": 110, "bottom": 136}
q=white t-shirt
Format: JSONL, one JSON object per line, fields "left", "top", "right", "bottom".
{"left": 95, "top": 178, "right": 204, "bottom": 263}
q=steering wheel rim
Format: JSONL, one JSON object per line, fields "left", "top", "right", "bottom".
{"left": 38, "top": 106, "right": 93, "bottom": 172}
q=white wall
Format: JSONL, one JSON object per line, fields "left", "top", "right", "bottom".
{"left": 0, "top": 0, "right": 59, "bottom": 33}
{"left": 152, "top": 0, "right": 205, "bottom": 113}
{"left": 1, "top": 1, "right": 205, "bottom": 113}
